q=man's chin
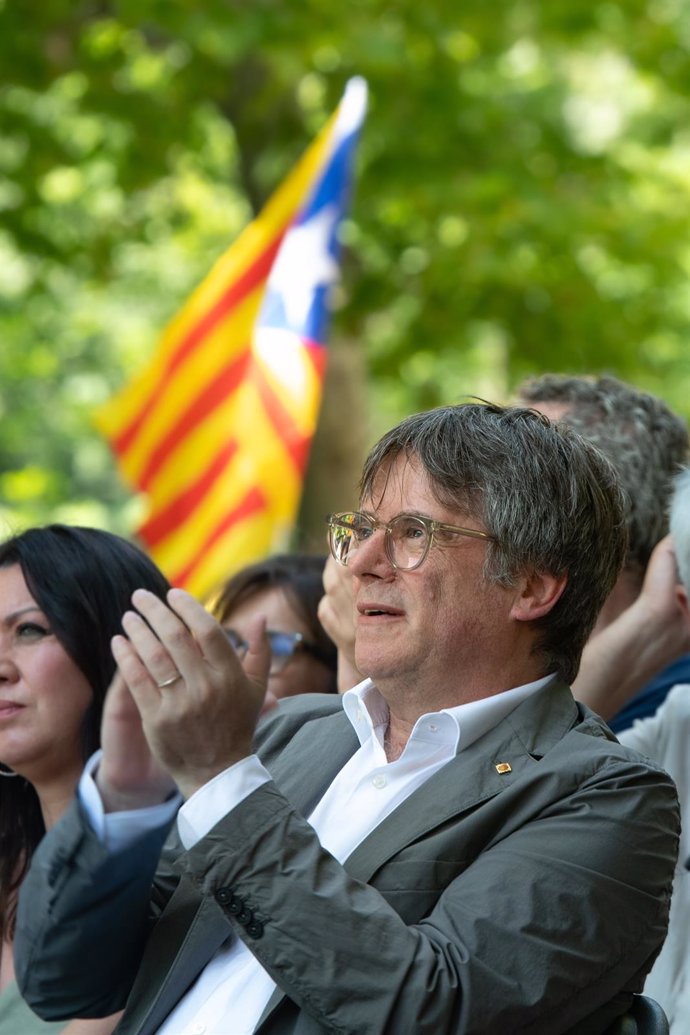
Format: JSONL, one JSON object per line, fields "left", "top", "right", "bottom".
{"left": 355, "top": 649, "right": 398, "bottom": 684}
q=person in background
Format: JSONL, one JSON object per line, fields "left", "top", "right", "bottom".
{"left": 317, "top": 556, "right": 362, "bottom": 692}
{"left": 14, "top": 403, "right": 679, "bottom": 1034}
{"left": 517, "top": 372, "right": 690, "bottom": 731}
{"left": 212, "top": 554, "right": 338, "bottom": 699}
{"left": 0, "top": 525, "right": 170, "bottom": 1035}
{"left": 610, "top": 466, "right": 690, "bottom": 1033}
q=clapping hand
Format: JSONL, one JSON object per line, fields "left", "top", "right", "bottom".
{"left": 100, "top": 588, "right": 271, "bottom": 804}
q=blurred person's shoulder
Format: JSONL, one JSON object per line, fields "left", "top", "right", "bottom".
{"left": 616, "top": 681, "right": 690, "bottom": 763}
{"left": 571, "top": 698, "right": 682, "bottom": 797}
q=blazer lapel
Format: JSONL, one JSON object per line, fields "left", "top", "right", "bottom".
{"left": 252, "top": 738, "right": 510, "bottom": 1034}
{"left": 345, "top": 679, "right": 579, "bottom": 881}
{"left": 136, "top": 683, "right": 579, "bottom": 1033}
{"left": 122, "top": 711, "right": 359, "bottom": 1034}
{"left": 255, "top": 681, "right": 580, "bottom": 1031}
{"left": 118, "top": 880, "right": 229, "bottom": 1035}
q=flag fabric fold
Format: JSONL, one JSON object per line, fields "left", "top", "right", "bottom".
{"left": 95, "top": 78, "right": 367, "bottom": 598}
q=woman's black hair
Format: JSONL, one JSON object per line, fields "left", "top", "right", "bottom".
{"left": 212, "top": 554, "right": 337, "bottom": 692}
{"left": 0, "top": 524, "right": 170, "bottom": 940}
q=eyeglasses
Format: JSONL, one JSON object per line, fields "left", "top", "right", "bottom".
{"left": 224, "top": 628, "right": 327, "bottom": 675}
{"left": 327, "top": 511, "right": 495, "bottom": 572}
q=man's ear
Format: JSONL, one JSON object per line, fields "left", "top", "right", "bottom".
{"left": 510, "top": 571, "right": 568, "bottom": 623}
{"left": 676, "top": 584, "right": 690, "bottom": 626}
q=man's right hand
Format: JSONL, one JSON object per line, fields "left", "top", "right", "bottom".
{"left": 107, "top": 588, "right": 272, "bottom": 801}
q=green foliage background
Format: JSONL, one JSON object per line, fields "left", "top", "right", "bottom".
{"left": 1, "top": 0, "right": 689, "bottom": 543}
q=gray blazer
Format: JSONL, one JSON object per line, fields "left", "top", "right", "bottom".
{"left": 15, "top": 682, "right": 680, "bottom": 1035}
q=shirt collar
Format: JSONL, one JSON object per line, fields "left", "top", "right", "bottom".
{"left": 343, "top": 673, "right": 558, "bottom": 755}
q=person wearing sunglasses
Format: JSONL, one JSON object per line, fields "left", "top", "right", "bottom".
{"left": 16, "top": 402, "right": 679, "bottom": 1035}
{"left": 211, "top": 554, "right": 337, "bottom": 700}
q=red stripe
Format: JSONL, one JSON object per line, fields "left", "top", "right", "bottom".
{"left": 138, "top": 438, "right": 240, "bottom": 549}
{"left": 252, "top": 344, "right": 326, "bottom": 476}
{"left": 305, "top": 340, "right": 328, "bottom": 382}
{"left": 168, "top": 485, "right": 267, "bottom": 588}
{"left": 113, "top": 231, "right": 287, "bottom": 457}
{"left": 136, "top": 347, "right": 252, "bottom": 491}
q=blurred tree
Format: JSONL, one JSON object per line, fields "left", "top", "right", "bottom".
{"left": 1, "top": 0, "right": 689, "bottom": 548}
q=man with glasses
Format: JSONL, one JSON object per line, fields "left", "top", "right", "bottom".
{"left": 16, "top": 403, "right": 679, "bottom": 1034}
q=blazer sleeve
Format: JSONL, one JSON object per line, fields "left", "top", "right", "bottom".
{"left": 14, "top": 796, "right": 177, "bottom": 1020}
{"left": 13, "top": 697, "right": 680, "bottom": 1034}
{"left": 11, "top": 698, "right": 334, "bottom": 1023}
{"left": 177, "top": 750, "right": 679, "bottom": 1035}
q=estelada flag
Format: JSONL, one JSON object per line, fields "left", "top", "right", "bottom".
{"left": 95, "top": 78, "right": 367, "bottom": 598}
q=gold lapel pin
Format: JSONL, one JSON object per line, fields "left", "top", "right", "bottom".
{"left": 495, "top": 762, "right": 512, "bottom": 774}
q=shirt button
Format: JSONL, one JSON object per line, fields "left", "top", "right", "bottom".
{"left": 372, "top": 774, "right": 387, "bottom": 789}
{"left": 428, "top": 723, "right": 439, "bottom": 732}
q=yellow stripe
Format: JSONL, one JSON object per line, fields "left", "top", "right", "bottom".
{"left": 102, "top": 93, "right": 349, "bottom": 600}
{"left": 141, "top": 364, "right": 312, "bottom": 511}
{"left": 147, "top": 445, "right": 301, "bottom": 590}
{"left": 140, "top": 382, "right": 303, "bottom": 575}
{"left": 252, "top": 330, "right": 324, "bottom": 437}
{"left": 181, "top": 512, "right": 281, "bottom": 599}
{"left": 144, "top": 382, "right": 300, "bottom": 519}
{"left": 95, "top": 107, "right": 339, "bottom": 443}
{"left": 111, "top": 289, "right": 262, "bottom": 487}
{"left": 139, "top": 389, "right": 248, "bottom": 509}
{"left": 167, "top": 107, "right": 339, "bottom": 344}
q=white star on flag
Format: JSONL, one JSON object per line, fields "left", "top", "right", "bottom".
{"left": 266, "top": 205, "right": 340, "bottom": 327}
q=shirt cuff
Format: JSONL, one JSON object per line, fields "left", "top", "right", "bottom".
{"left": 79, "top": 750, "right": 182, "bottom": 854}
{"left": 176, "top": 755, "right": 272, "bottom": 850}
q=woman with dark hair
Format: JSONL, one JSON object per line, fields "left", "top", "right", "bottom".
{"left": 0, "top": 524, "right": 170, "bottom": 1034}
{"left": 212, "top": 554, "right": 338, "bottom": 699}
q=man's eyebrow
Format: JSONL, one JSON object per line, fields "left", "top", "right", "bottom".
{"left": 371, "top": 510, "right": 440, "bottom": 521}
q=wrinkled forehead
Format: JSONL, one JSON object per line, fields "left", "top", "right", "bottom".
{"left": 360, "top": 451, "right": 479, "bottom": 521}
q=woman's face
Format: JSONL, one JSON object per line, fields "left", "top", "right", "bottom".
{"left": 0, "top": 565, "right": 93, "bottom": 785}
{"left": 222, "top": 586, "right": 333, "bottom": 700}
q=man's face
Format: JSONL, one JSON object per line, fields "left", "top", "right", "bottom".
{"left": 348, "top": 453, "right": 524, "bottom": 708}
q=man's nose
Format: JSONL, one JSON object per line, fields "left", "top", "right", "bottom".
{"left": 346, "top": 527, "right": 394, "bottom": 577}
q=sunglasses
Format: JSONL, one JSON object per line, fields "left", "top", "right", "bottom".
{"left": 224, "top": 628, "right": 328, "bottom": 675}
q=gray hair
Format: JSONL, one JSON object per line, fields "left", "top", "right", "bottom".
{"left": 360, "top": 402, "right": 627, "bottom": 685}
{"left": 518, "top": 374, "right": 689, "bottom": 579}
{"left": 670, "top": 467, "right": 690, "bottom": 594}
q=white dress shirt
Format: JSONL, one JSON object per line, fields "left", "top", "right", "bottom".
{"left": 80, "top": 674, "right": 555, "bottom": 1035}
